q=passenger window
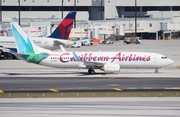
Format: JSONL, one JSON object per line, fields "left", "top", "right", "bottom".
{"left": 161, "top": 57, "right": 167, "bottom": 59}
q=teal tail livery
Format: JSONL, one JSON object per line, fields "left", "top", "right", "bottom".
{"left": 11, "top": 22, "right": 50, "bottom": 64}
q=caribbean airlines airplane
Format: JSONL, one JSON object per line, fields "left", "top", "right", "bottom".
{"left": 0, "top": 11, "right": 76, "bottom": 52}
{"left": 11, "top": 22, "right": 174, "bottom": 74}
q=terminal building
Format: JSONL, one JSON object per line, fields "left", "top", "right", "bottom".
{"left": 0, "top": 0, "right": 180, "bottom": 39}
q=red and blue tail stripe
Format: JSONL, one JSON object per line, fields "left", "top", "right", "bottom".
{"left": 48, "top": 11, "right": 76, "bottom": 39}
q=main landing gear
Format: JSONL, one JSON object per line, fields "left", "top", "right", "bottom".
{"left": 88, "top": 68, "right": 95, "bottom": 74}
{"left": 155, "top": 69, "right": 159, "bottom": 73}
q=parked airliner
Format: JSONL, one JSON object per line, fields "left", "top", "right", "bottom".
{"left": 11, "top": 22, "right": 174, "bottom": 74}
{"left": 0, "top": 11, "right": 76, "bottom": 52}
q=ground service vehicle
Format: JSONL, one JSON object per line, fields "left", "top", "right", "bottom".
{"left": 124, "top": 37, "right": 142, "bottom": 44}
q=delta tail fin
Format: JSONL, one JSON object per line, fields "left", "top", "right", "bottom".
{"left": 48, "top": 11, "right": 76, "bottom": 39}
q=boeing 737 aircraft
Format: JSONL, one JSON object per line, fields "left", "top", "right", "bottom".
{"left": 10, "top": 22, "right": 174, "bottom": 74}
{"left": 0, "top": 11, "right": 76, "bottom": 52}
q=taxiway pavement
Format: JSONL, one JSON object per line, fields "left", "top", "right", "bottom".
{"left": 0, "top": 97, "right": 180, "bottom": 117}
{"left": 0, "top": 77, "right": 180, "bottom": 91}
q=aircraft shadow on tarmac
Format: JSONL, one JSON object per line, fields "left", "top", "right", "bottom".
{"left": 1, "top": 71, "right": 162, "bottom": 76}
{"left": 77, "top": 71, "right": 160, "bottom": 76}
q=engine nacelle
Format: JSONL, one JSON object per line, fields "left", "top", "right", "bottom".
{"left": 101, "top": 63, "right": 120, "bottom": 73}
{"left": 53, "top": 40, "right": 75, "bottom": 47}
{"left": 66, "top": 40, "right": 75, "bottom": 46}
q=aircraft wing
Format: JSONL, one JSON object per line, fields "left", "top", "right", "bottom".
{"left": 60, "top": 45, "right": 66, "bottom": 52}
{"left": 0, "top": 46, "right": 29, "bottom": 59}
{"left": 73, "top": 52, "right": 106, "bottom": 68}
{"left": 82, "top": 61, "right": 105, "bottom": 67}
{"left": 54, "top": 40, "right": 74, "bottom": 47}
{"left": 53, "top": 40, "right": 65, "bottom": 46}
{"left": 77, "top": 61, "right": 107, "bottom": 68}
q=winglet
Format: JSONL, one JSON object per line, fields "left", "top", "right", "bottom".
{"left": 72, "top": 52, "right": 80, "bottom": 61}
{"left": 48, "top": 11, "right": 76, "bottom": 39}
{"left": 60, "top": 45, "right": 66, "bottom": 52}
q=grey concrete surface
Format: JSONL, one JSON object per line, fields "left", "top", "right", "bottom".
{"left": 0, "top": 97, "right": 180, "bottom": 117}
{"left": 0, "top": 77, "right": 180, "bottom": 91}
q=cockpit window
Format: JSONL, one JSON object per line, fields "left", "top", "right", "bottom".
{"left": 161, "top": 56, "right": 167, "bottom": 59}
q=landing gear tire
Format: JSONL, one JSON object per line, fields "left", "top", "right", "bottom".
{"left": 88, "top": 68, "right": 95, "bottom": 74}
{"left": 155, "top": 69, "right": 158, "bottom": 73}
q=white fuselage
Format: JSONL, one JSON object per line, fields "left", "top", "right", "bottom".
{"left": 39, "top": 51, "right": 174, "bottom": 70}
{"left": 0, "top": 37, "right": 74, "bottom": 50}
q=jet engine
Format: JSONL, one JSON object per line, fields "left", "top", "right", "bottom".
{"left": 100, "top": 63, "right": 120, "bottom": 73}
{"left": 66, "top": 40, "right": 75, "bottom": 46}
{"left": 53, "top": 40, "right": 75, "bottom": 47}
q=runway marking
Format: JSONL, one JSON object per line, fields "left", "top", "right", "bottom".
{"left": 102, "top": 74, "right": 105, "bottom": 76}
{"left": 113, "top": 88, "right": 122, "bottom": 91}
{"left": 107, "top": 76, "right": 117, "bottom": 80}
{"left": 0, "top": 90, "right": 4, "bottom": 93}
{"left": 177, "top": 65, "right": 180, "bottom": 69}
{"left": 49, "top": 88, "right": 59, "bottom": 92}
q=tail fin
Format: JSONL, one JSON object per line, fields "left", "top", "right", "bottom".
{"left": 11, "top": 22, "right": 50, "bottom": 55}
{"left": 49, "top": 11, "right": 76, "bottom": 39}
{"left": 11, "top": 22, "right": 50, "bottom": 64}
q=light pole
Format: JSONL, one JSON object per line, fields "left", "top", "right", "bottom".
{"left": 74, "top": 0, "right": 76, "bottom": 28}
{"left": 134, "top": 0, "right": 137, "bottom": 38}
{"left": 0, "top": 0, "right": 2, "bottom": 22}
{"left": 18, "top": 0, "right": 20, "bottom": 25}
{"left": 101, "top": 0, "right": 102, "bottom": 20}
{"left": 61, "top": 0, "right": 63, "bottom": 19}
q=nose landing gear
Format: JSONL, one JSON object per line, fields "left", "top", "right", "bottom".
{"left": 155, "top": 69, "right": 159, "bottom": 73}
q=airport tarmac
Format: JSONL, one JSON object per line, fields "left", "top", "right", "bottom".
{"left": 0, "top": 77, "right": 180, "bottom": 91}
{"left": 0, "top": 97, "right": 180, "bottom": 117}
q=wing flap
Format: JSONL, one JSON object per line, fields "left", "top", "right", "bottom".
{"left": 72, "top": 52, "right": 107, "bottom": 68}
{"left": 83, "top": 61, "right": 105, "bottom": 67}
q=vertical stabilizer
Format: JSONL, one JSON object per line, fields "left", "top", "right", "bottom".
{"left": 49, "top": 11, "right": 76, "bottom": 39}
{"left": 11, "top": 22, "right": 50, "bottom": 64}
{"left": 11, "top": 22, "right": 50, "bottom": 54}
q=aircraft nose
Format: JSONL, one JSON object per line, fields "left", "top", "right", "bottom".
{"left": 168, "top": 59, "right": 174, "bottom": 65}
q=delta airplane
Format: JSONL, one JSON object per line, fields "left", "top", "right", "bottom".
{"left": 0, "top": 11, "right": 76, "bottom": 52}
{"left": 10, "top": 22, "right": 174, "bottom": 74}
